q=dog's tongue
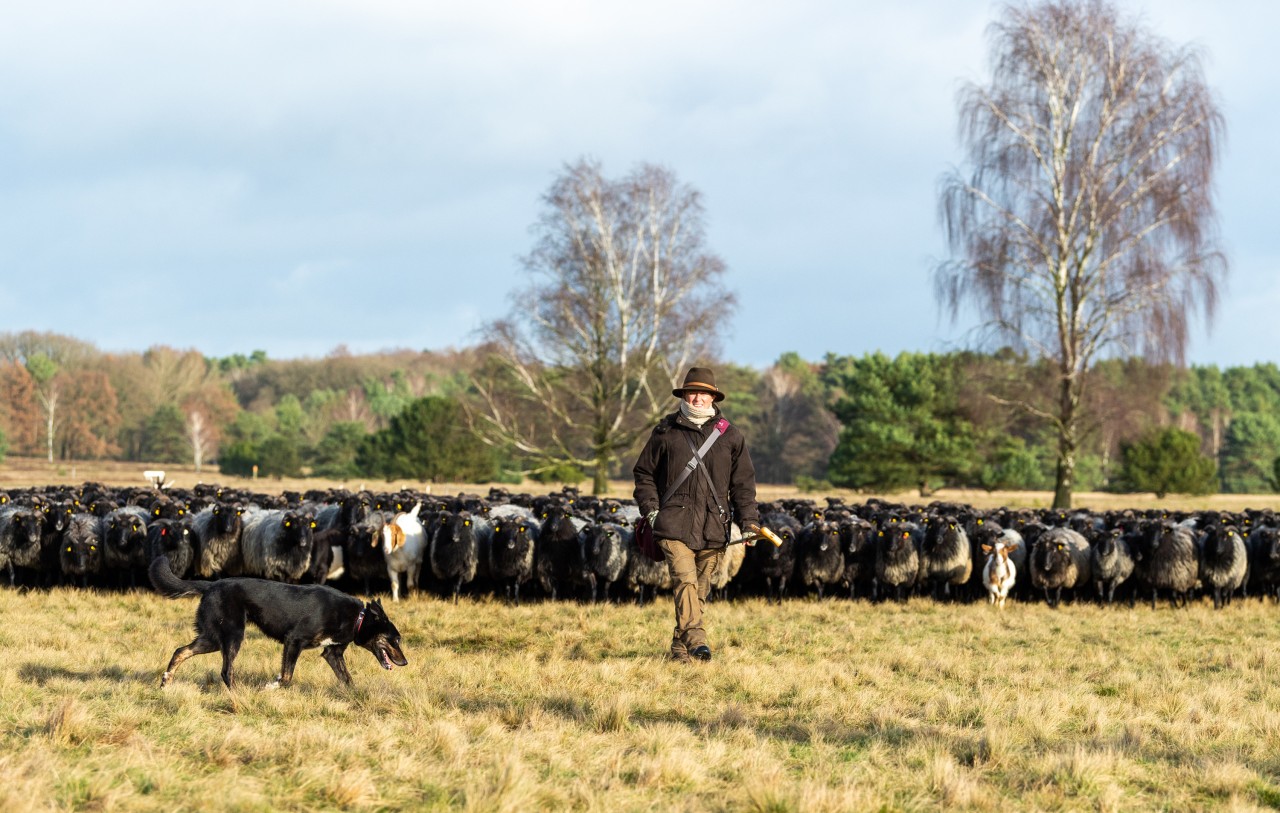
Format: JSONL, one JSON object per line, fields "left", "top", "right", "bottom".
{"left": 380, "top": 649, "right": 394, "bottom": 670}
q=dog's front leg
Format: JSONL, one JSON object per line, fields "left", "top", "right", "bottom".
{"left": 322, "top": 644, "right": 353, "bottom": 684}
{"left": 270, "top": 639, "right": 306, "bottom": 688}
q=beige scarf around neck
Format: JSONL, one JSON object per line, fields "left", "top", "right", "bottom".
{"left": 679, "top": 400, "right": 716, "bottom": 427}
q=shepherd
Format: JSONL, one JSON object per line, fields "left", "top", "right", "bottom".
{"left": 633, "top": 367, "right": 761, "bottom": 663}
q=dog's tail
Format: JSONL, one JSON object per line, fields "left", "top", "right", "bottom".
{"left": 148, "top": 554, "right": 211, "bottom": 598}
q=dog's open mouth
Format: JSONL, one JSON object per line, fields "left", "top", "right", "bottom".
{"left": 376, "top": 640, "right": 408, "bottom": 670}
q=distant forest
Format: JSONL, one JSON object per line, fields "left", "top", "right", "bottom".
{"left": 0, "top": 330, "right": 1275, "bottom": 495}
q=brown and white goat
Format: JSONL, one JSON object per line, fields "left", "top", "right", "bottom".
{"left": 982, "top": 538, "right": 1019, "bottom": 609}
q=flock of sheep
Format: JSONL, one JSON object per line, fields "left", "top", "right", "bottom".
{"left": 0, "top": 481, "right": 1274, "bottom": 610}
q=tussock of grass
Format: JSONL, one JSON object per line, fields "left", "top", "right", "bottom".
{"left": 4, "top": 588, "right": 1280, "bottom": 810}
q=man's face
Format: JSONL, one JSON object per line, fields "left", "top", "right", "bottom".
{"left": 683, "top": 391, "right": 714, "bottom": 409}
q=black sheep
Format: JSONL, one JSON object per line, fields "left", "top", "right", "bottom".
{"left": 147, "top": 517, "right": 197, "bottom": 579}
{"left": 534, "top": 504, "right": 590, "bottom": 601}
{"left": 432, "top": 510, "right": 490, "bottom": 602}
{"left": 873, "top": 521, "right": 919, "bottom": 603}
{"left": 839, "top": 517, "right": 876, "bottom": 600}
{"left": 103, "top": 505, "right": 150, "bottom": 588}
{"left": 919, "top": 515, "right": 972, "bottom": 602}
{"left": 1246, "top": 525, "right": 1280, "bottom": 601}
{"left": 0, "top": 504, "right": 45, "bottom": 586}
{"left": 60, "top": 514, "right": 104, "bottom": 588}
{"left": 743, "top": 511, "right": 800, "bottom": 604}
{"left": 489, "top": 506, "right": 539, "bottom": 605}
{"left": 795, "top": 520, "right": 844, "bottom": 599}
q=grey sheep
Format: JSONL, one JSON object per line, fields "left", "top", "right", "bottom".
{"left": 1028, "top": 527, "right": 1092, "bottom": 608}
{"left": 584, "top": 520, "right": 630, "bottom": 602}
{"left": 919, "top": 515, "right": 972, "bottom": 601}
{"left": 796, "top": 520, "right": 844, "bottom": 599}
{"left": 1089, "top": 527, "right": 1135, "bottom": 606}
{"left": 1198, "top": 523, "right": 1247, "bottom": 609}
{"left": 240, "top": 508, "right": 316, "bottom": 583}
{"left": 1134, "top": 521, "right": 1199, "bottom": 609}
{"left": 623, "top": 527, "right": 672, "bottom": 603}
{"left": 193, "top": 502, "right": 246, "bottom": 577}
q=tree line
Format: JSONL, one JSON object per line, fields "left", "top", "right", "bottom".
{"left": 0, "top": 329, "right": 1276, "bottom": 496}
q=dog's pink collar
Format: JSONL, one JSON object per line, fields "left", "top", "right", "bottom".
{"left": 354, "top": 606, "right": 366, "bottom": 635}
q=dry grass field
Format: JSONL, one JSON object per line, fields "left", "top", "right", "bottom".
{"left": 6, "top": 457, "right": 1280, "bottom": 811}
{"left": 2, "top": 587, "right": 1280, "bottom": 812}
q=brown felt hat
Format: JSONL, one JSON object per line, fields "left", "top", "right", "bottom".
{"left": 672, "top": 366, "right": 725, "bottom": 402}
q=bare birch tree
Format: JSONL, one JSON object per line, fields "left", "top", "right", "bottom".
{"left": 26, "top": 354, "right": 60, "bottom": 463}
{"left": 936, "top": 0, "right": 1226, "bottom": 508}
{"left": 472, "top": 159, "right": 732, "bottom": 494}
{"left": 187, "top": 409, "right": 213, "bottom": 473}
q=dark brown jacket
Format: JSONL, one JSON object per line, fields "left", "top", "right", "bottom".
{"left": 632, "top": 408, "right": 759, "bottom": 550}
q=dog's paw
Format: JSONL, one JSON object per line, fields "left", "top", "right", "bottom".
{"left": 265, "top": 676, "right": 282, "bottom": 690}
{"left": 160, "top": 672, "right": 172, "bottom": 688}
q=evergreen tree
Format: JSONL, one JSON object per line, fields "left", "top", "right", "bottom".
{"left": 141, "top": 404, "right": 189, "bottom": 462}
{"left": 357, "top": 396, "right": 496, "bottom": 483}
{"left": 1220, "top": 412, "right": 1280, "bottom": 493}
{"left": 311, "top": 422, "right": 367, "bottom": 479}
{"left": 1116, "top": 427, "right": 1217, "bottom": 498}
{"left": 825, "top": 352, "right": 976, "bottom": 494}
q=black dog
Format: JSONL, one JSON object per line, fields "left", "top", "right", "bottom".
{"left": 149, "top": 555, "right": 407, "bottom": 688}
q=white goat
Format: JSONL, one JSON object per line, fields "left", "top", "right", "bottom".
{"left": 982, "top": 538, "right": 1019, "bottom": 609}
{"left": 382, "top": 502, "right": 426, "bottom": 602}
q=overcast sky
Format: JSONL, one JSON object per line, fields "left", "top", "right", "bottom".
{"left": 1, "top": 0, "right": 1275, "bottom": 369}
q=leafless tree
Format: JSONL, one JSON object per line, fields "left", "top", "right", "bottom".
{"left": 936, "top": 0, "right": 1226, "bottom": 507}
{"left": 471, "top": 158, "right": 733, "bottom": 493}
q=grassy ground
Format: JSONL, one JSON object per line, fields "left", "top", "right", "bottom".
{"left": 2, "top": 587, "right": 1280, "bottom": 812}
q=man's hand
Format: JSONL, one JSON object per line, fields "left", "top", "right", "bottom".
{"left": 742, "top": 521, "right": 761, "bottom": 546}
